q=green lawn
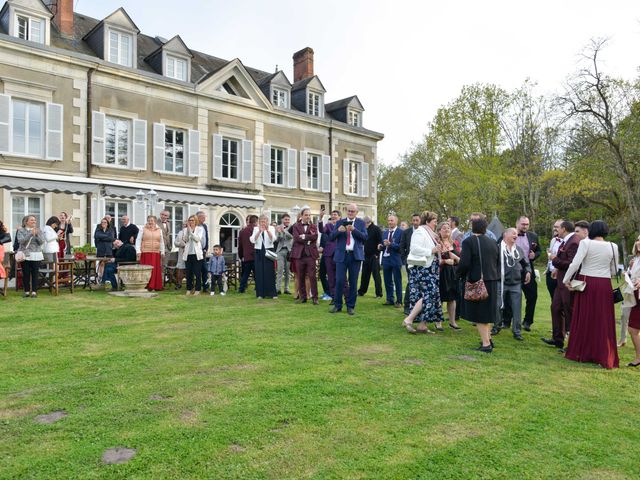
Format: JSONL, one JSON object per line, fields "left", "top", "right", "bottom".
{"left": 1, "top": 283, "right": 638, "bottom": 479}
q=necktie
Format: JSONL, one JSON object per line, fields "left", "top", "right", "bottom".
{"left": 386, "top": 230, "right": 392, "bottom": 253}
{"left": 347, "top": 224, "right": 352, "bottom": 247}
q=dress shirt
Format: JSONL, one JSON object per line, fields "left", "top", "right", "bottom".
{"left": 548, "top": 236, "right": 562, "bottom": 272}
{"left": 383, "top": 228, "right": 395, "bottom": 257}
{"left": 515, "top": 232, "right": 531, "bottom": 259}
{"left": 345, "top": 221, "right": 355, "bottom": 252}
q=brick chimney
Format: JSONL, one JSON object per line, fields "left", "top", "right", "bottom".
{"left": 293, "top": 47, "right": 314, "bottom": 83}
{"left": 46, "top": 0, "right": 74, "bottom": 37}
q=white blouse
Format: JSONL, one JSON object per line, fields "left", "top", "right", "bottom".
{"left": 43, "top": 225, "right": 60, "bottom": 254}
{"left": 564, "top": 239, "right": 619, "bottom": 282}
{"left": 250, "top": 226, "right": 276, "bottom": 250}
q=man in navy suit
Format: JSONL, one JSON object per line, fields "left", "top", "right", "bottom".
{"left": 330, "top": 203, "right": 368, "bottom": 315}
{"left": 379, "top": 214, "right": 403, "bottom": 307}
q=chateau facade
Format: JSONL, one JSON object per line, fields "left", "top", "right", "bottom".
{"left": 0, "top": 0, "right": 383, "bottom": 254}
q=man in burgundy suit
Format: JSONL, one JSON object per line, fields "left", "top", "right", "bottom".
{"left": 543, "top": 220, "right": 580, "bottom": 349}
{"left": 238, "top": 215, "right": 258, "bottom": 293}
{"left": 290, "top": 208, "right": 319, "bottom": 305}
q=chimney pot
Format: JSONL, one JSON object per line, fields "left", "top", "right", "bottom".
{"left": 293, "top": 47, "right": 314, "bottom": 83}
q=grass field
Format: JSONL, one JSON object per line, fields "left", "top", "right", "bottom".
{"left": 1, "top": 282, "right": 638, "bottom": 479}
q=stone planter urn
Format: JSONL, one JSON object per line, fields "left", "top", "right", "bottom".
{"left": 110, "top": 264, "right": 157, "bottom": 297}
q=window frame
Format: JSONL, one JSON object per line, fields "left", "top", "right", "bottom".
{"left": 163, "top": 203, "right": 186, "bottom": 243}
{"left": 11, "top": 193, "right": 43, "bottom": 232}
{"left": 163, "top": 126, "right": 186, "bottom": 174}
{"left": 104, "top": 115, "right": 132, "bottom": 169}
{"left": 307, "top": 91, "right": 321, "bottom": 117}
{"left": 105, "top": 200, "right": 131, "bottom": 231}
{"left": 11, "top": 98, "right": 45, "bottom": 158}
{"left": 306, "top": 153, "right": 320, "bottom": 190}
{"left": 347, "top": 159, "right": 361, "bottom": 196}
{"left": 271, "top": 88, "right": 288, "bottom": 108}
{"left": 166, "top": 54, "right": 188, "bottom": 81}
{"left": 221, "top": 137, "right": 241, "bottom": 181}
{"left": 108, "top": 28, "right": 134, "bottom": 67}
{"left": 348, "top": 110, "right": 361, "bottom": 127}
{"left": 15, "top": 13, "right": 44, "bottom": 44}
{"left": 269, "top": 146, "right": 285, "bottom": 186}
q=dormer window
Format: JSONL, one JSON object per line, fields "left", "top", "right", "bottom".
{"left": 16, "top": 14, "right": 43, "bottom": 43}
{"left": 108, "top": 29, "right": 133, "bottom": 67}
{"left": 166, "top": 55, "right": 188, "bottom": 81}
{"left": 348, "top": 110, "right": 361, "bottom": 127}
{"left": 272, "top": 88, "right": 288, "bottom": 108}
{"left": 308, "top": 91, "right": 321, "bottom": 117}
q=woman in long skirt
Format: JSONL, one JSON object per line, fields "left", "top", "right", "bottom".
{"left": 403, "top": 211, "right": 443, "bottom": 334}
{"left": 250, "top": 214, "right": 277, "bottom": 299}
{"left": 563, "top": 220, "right": 619, "bottom": 369}
{"left": 136, "top": 215, "right": 165, "bottom": 291}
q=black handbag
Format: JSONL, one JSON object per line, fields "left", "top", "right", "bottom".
{"left": 610, "top": 243, "right": 623, "bottom": 303}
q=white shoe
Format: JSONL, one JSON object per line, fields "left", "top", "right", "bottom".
{"left": 210, "top": 291, "right": 215, "bottom": 296}
{"left": 185, "top": 291, "right": 192, "bottom": 296}
{"left": 220, "top": 292, "right": 226, "bottom": 296}
{"left": 193, "top": 291, "right": 201, "bottom": 296}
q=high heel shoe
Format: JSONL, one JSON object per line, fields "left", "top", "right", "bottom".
{"left": 627, "top": 360, "right": 640, "bottom": 367}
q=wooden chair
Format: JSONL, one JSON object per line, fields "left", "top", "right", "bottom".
{"left": 38, "top": 259, "right": 74, "bottom": 295}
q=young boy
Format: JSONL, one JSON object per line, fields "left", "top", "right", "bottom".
{"left": 207, "top": 245, "right": 226, "bottom": 296}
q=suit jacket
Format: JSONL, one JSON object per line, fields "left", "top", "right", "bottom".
{"left": 290, "top": 222, "right": 319, "bottom": 259}
{"left": 322, "top": 222, "right": 338, "bottom": 257}
{"left": 159, "top": 221, "right": 173, "bottom": 252}
{"left": 380, "top": 227, "right": 403, "bottom": 268}
{"left": 457, "top": 234, "right": 500, "bottom": 282}
{"left": 330, "top": 217, "right": 367, "bottom": 263}
{"left": 364, "top": 223, "right": 383, "bottom": 257}
{"left": 518, "top": 231, "right": 541, "bottom": 268}
{"left": 551, "top": 233, "right": 580, "bottom": 284}
{"left": 201, "top": 223, "right": 209, "bottom": 255}
{"left": 237, "top": 225, "right": 255, "bottom": 262}
{"left": 275, "top": 225, "right": 293, "bottom": 253}
{"left": 399, "top": 227, "right": 415, "bottom": 264}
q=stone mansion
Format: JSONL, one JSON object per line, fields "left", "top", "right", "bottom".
{"left": 0, "top": 0, "right": 383, "bottom": 255}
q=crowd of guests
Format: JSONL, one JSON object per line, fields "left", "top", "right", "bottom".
{"left": 2, "top": 206, "right": 639, "bottom": 370}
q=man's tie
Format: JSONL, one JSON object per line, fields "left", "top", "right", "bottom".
{"left": 346, "top": 223, "right": 352, "bottom": 247}
{"left": 386, "top": 229, "right": 392, "bottom": 253}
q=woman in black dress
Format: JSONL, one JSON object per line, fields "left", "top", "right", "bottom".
{"left": 457, "top": 217, "right": 500, "bottom": 352}
{"left": 250, "top": 214, "right": 277, "bottom": 299}
{"left": 438, "top": 221, "right": 461, "bottom": 330}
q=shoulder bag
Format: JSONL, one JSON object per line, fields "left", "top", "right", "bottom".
{"left": 15, "top": 237, "right": 32, "bottom": 263}
{"left": 611, "top": 242, "right": 623, "bottom": 303}
{"left": 464, "top": 236, "right": 489, "bottom": 302}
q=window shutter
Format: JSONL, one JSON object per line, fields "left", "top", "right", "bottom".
{"left": 241, "top": 139, "right": 253, "bottom": 183}
{"left": 132, "top": 201, "right": 146, "bottom": 227}
{"left": 45, "top": 102, "right": 63, "bottom": 161}
{"left": 321, "top": 154, "right": 331, "bottom": 193}
{"left": 92, "top": 111, "right": 105, "bottom": 165}
{"left": 262, "top": 143, "right": 271, "bottom": 185}
{"left": 361, "top": 162, "right": 369, "bottom": 198}
{"left": 132, "top": 119, "right": 147, "bottom": 170}
{"left": 287, "top": 148, "right": 297, "bottom": 189}
{"left": 299, "top": 151, "right": 308, "bottom": 190}
{"left": 153, "top": 123, "right": 165, "bottom": 172}
{"left": 188, "top": 129, "right": 200, "bottom": 177}
{"left": 0, "top": 94, "right": 11, "bottom": 153}
{"left": 213, "top": 134, "right": 223, "bottom": 179}
{"left": 343, "top": 159, "right": 350, "bottom": 194}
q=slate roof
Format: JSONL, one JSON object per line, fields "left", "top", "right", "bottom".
{"left": 325, "top": 96, "right": 362, "bottom": 112}
{"left": 3, "top": 7, "right": 374, "bottom": 129}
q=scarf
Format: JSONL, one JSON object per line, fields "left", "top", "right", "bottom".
{"left": 422, "top": 224, "right": 440, "bottom": 260}
{"left": 499, "top": 241, "right": 521, "bottom": 308}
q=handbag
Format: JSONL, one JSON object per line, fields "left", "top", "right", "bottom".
{"left": 265, "top": 249, "right": 277, "bottom": 262}
{"left": 464, "top": 236, "right": 489, "bottom": 302}
{"left": 15, "top": 236, "right": 32, "bottom": 263}
{"left": 610, "top": 243, "right": 623, "bottom": 303}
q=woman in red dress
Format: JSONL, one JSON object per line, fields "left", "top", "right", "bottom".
{"left": 625, "top": 235, "right": 640, "bottom": 367}
{"left": 135, "top": 215, "right": 165, "bottom": 291}
{"left": 563, "top": 220, "right": 619, "bottom": 369}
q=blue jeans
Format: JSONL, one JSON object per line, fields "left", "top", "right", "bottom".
{"left": 102, "top": 262, "right": 118, "bottom": 289}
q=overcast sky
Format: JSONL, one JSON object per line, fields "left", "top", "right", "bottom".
{"left": 76, "top": 0, "right": 640, "bottom": 165}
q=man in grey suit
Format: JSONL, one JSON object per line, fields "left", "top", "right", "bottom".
{"left": 275, "top": 213, "right": 293, "bottom": 295}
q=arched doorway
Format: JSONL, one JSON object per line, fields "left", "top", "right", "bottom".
{"left": 219, "top": 212, "right": 241, "bottom": 260}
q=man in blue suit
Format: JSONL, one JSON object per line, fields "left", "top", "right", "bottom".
{"left": 329, "top": 203, "right": 368, "bottom": 315}
{"left": 379, "top": 214, "right": 403, "bottom": 307}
